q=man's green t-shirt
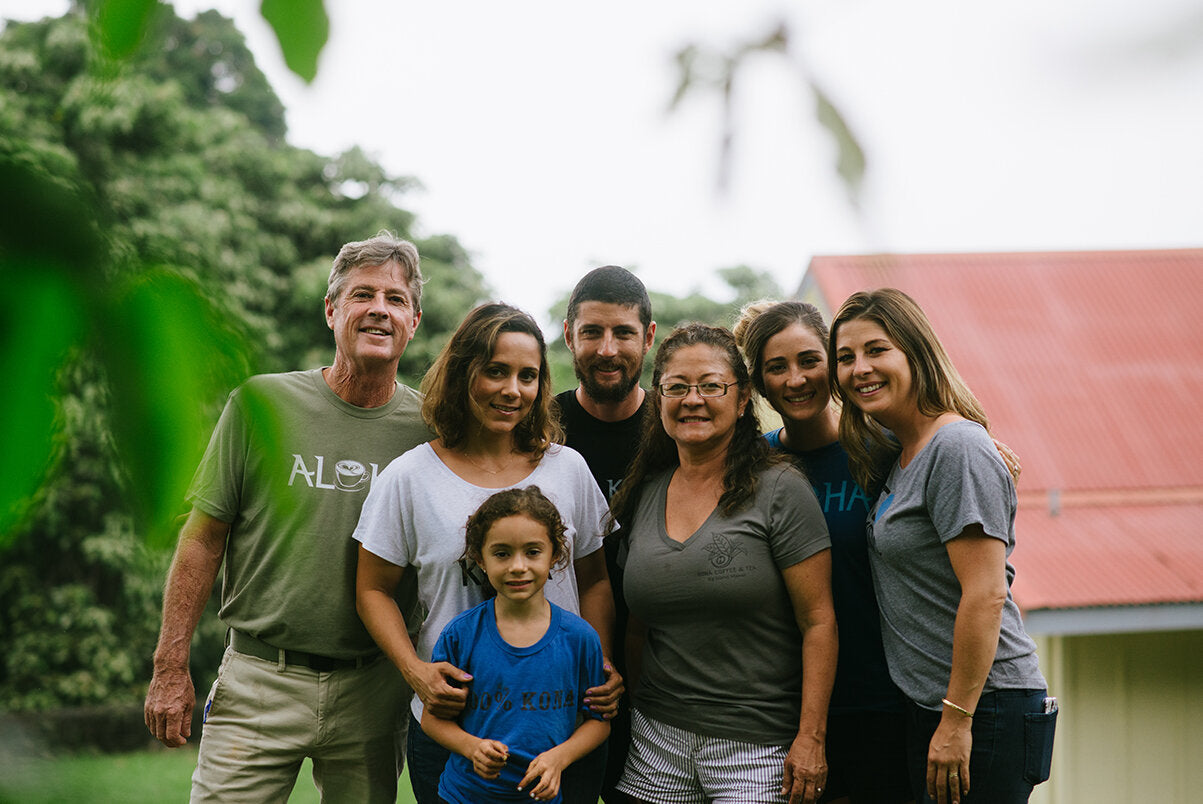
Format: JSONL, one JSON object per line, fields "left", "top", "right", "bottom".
{"left": 188, "top": 369, "right": 430, "bottom": 659}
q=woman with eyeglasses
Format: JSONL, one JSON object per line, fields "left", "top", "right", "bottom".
{"left": 609, "top": 323, "right": 837, "bottom": 804}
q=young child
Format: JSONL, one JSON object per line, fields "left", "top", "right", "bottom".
{"left": 421, "top": 486, "right": 610, "bottom": 804}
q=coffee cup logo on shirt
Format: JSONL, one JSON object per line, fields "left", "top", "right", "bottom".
{"left": 703, "top": 534, "right": 747, "bottom": 569}
{"left": 334, "top": 460, "right": 368, "bottom": 491}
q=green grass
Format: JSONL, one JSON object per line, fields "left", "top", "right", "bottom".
{"left": 0, "top": 747, "right": 419, "bottom": 803}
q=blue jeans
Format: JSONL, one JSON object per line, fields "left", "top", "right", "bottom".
{"left": 407, "top": 712, "right": 450, "bottom": 804}
{"left": 407, "top": 711, "right": 608, "bottom": 804}
{"left": 905, "top": 689, "right": 1056, "bottom": 804}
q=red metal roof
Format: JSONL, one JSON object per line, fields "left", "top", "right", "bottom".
{"left": 1011, "top": 502, "right": 1203, "bottom": 610}
{"left": 804, "top": 249, "right": 1203, "bottom": 612}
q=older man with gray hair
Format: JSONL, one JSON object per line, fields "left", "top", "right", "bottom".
{"left": 145, "top": 232, "right": 431, "bottom": 802}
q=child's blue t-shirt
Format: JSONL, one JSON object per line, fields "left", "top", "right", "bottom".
{"left": 431, "top": 598, "right": 606, "bottom": 804}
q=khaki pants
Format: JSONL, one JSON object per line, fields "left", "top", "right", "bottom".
{"left": 191, "top": 646, "right": 410, "bottom": 803}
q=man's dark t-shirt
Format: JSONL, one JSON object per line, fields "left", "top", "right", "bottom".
{"left": 555, "top": 389, "right": 646, "bottom": 503}
{"left": 554, "top": 388, "right": 646, "bottom": 801}
{"left": 554, "top": 388, "right": 647, "bottom": 657}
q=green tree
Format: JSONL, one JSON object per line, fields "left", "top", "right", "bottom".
{"left": 0, "top": 4, "right": 487, "bottom": 710}
{"left": 148, "top": 9, "right": 287, "bottom": 141}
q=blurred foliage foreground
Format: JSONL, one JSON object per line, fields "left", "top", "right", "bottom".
{"left": 0, "top": 2, "right": 486, "bottom": 713}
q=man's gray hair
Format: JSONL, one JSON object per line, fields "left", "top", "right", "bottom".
{"left": 328, "top": 231, "right": 424, "bottom": 311}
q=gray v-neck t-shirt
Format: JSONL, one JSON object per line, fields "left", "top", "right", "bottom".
{"left": 622, "top": 462, "right": 830, "bottom": 744}
{"left": 868, "top": 420, "right": 1045, "bottom": 709}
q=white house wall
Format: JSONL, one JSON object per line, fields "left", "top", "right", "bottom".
{"left": 1031, "top": 629, "right": 1203, "bottom": 804}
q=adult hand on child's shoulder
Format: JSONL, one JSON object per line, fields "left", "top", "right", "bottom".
{"left": 410, "top": 660, "right": 472, "bottom": 719}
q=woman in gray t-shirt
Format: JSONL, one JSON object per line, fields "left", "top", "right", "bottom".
{"left": 610, "top": 323, "right": 836, "bottom": 804}
{"left": 830, "top": 288, "right": 1054, "bottom": 804}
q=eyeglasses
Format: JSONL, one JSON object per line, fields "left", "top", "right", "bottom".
{"left": 657, "top": 381, "right": 740, "bottom": 398}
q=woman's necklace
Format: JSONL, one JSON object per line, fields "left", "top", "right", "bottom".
{"left": 459, "top": 449, "right": 517, "bottom": 475}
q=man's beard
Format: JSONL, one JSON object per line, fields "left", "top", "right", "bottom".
{"left": 574, "top": 358, "right": 642, "bottom": 404}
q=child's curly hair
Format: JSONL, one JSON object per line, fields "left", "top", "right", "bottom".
{"left": 462, "top": 486, "right": 570, "bottom": 571}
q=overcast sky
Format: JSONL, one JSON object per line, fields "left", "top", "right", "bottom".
{"left": 10, "top": 0, "right": 1203, "bottom": 330}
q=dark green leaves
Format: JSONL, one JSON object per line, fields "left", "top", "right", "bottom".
{"left": 260, "top": 0, "right": 330, "bottom": 83}
{"left": 90, "top": 0, "right": 329, "bottom": 84}
{"left": 0, "top": 158, "right": 251, "bottom": 549}
{"left": 94, "top": 0, "right": 157, "bottom": 60}
{"left": 0, "top": 162, "right": 98, "bottom": 546}
{"left": 98, "top": 270, "right": 251, "bottom": 549}
{"left": 0, "top": 265, "right": 85, "bottom": 545}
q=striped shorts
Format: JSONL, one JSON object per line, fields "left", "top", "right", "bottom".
{"left": 615, "top": 707, "right": 789, "bottom": 804}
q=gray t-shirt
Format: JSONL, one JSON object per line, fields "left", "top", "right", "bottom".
{"left": 622, "top": 462, "right": 831, "bottom": 744}
{"left": 188, "top": 369, "right": 431, "bottom": 659}
{"left": 868, "top": 420, "right": 1045, "bottom": 709}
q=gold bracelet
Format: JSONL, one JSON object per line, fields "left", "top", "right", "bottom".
{"left": 942, "top": 698, "right": 974, "bottom": 718}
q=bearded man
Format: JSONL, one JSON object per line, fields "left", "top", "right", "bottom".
{"left": 555, "top": 265, "right": 655, "bottom": 802}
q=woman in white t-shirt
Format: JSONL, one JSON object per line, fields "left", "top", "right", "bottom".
{"left": 353, "top": 302, "right": 621, "bottom": 804}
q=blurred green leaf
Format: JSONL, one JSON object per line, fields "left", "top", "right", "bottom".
{"left": 0, "top": 265, "right": 86, "bottom": 545}
{"left": 812, "top": 80, "right": 866, "bottom": 208}
{"left": 98, "top": 269, "right": 252, "bottom": 548}
{"left": 260, "top": 0, "right": 329, "bottom": 83}
{"left": 0, "top": 160, "right": 100, "bottom": 546}
{"left": 668, "top": 44, "right": 699, "bottom": 111}
{"left": 95, "top": 0, "right": 158, "bottom": 61}
{"left": 669, "top": 20, "right": 865, "bottom": 206}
